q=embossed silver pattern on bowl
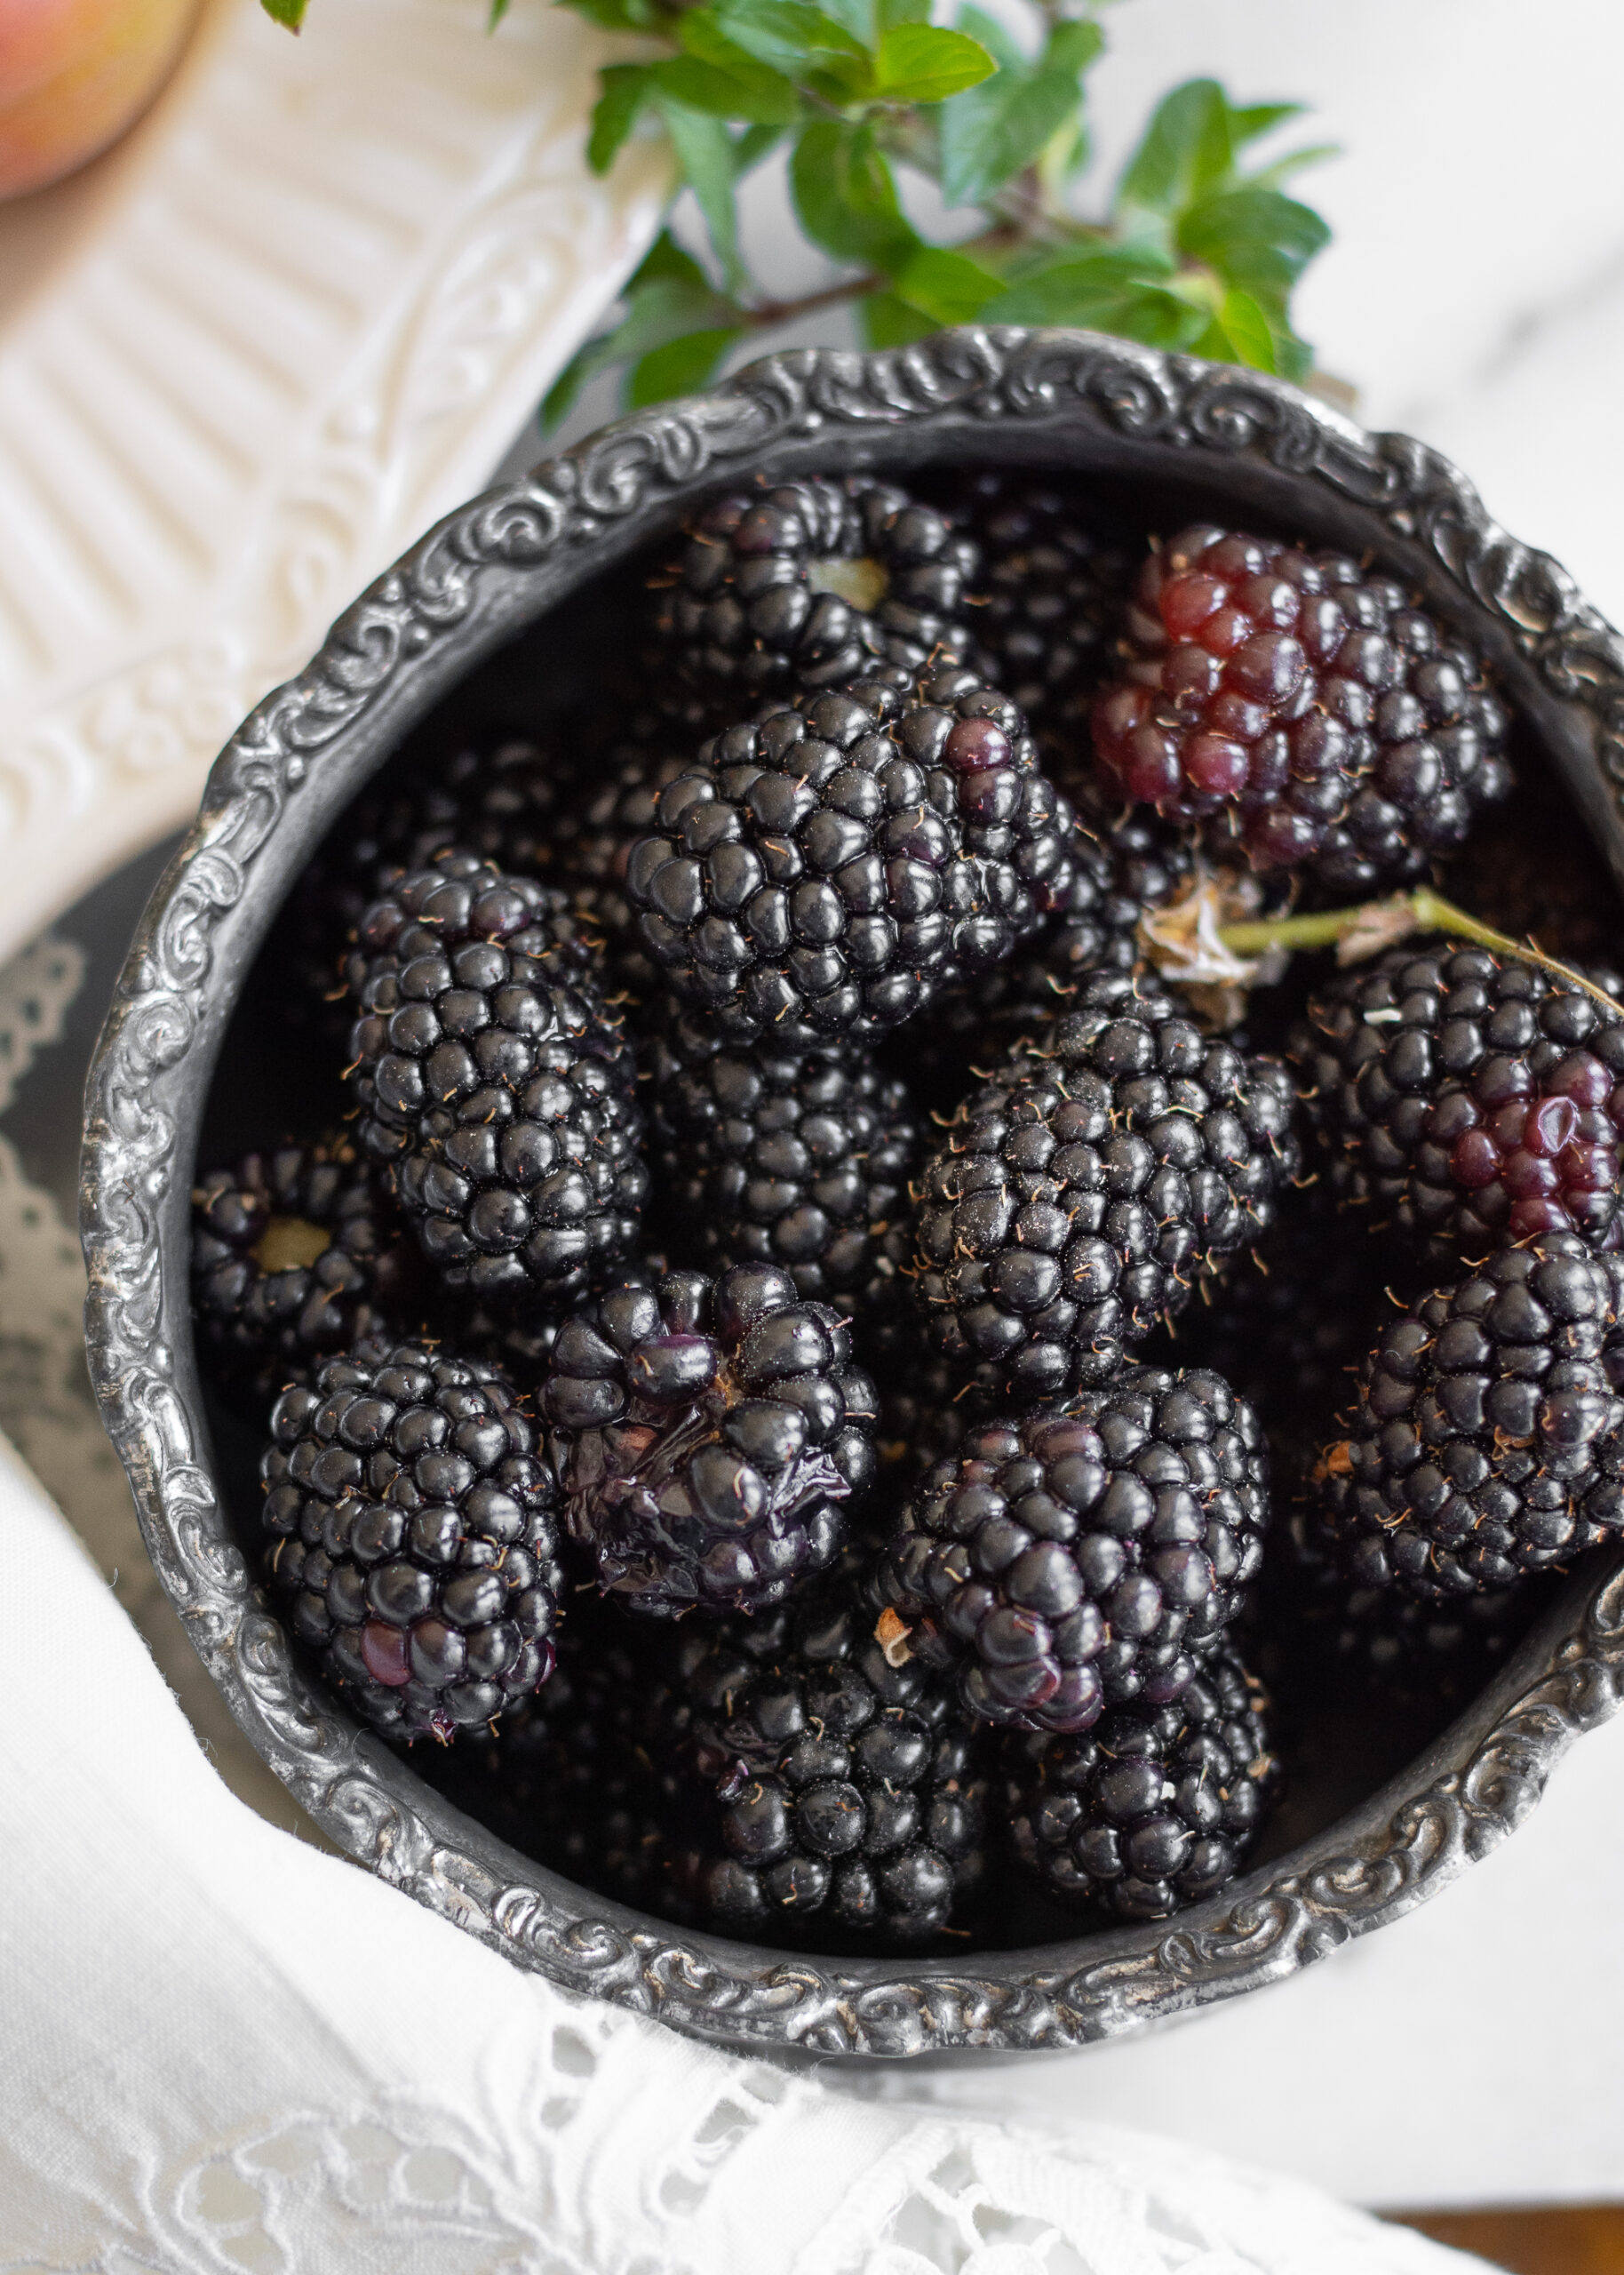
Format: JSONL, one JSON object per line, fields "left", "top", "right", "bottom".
{"left": 80, "top": 329, "right": 1624, "bottom": 2057}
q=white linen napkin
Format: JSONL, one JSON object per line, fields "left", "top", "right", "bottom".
{"left": 0, "top": 1426, "right": 1486, "bottom": 2273}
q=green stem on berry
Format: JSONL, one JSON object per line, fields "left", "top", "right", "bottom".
{"left": 1216, "top": 888, "right": 1624, "bottom": 1018}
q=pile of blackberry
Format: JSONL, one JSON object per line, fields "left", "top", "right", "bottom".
{"left": 197, "top": 459, "right": 1622, "bottom": 1963}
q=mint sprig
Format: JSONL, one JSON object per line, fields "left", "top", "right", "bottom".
{"left": 261, "top": 0, "right": 1333, "bottom": 419}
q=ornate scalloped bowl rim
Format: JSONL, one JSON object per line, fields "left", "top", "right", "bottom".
{"left": 80, "top": 327, "right": 1624, "bottom": 2059}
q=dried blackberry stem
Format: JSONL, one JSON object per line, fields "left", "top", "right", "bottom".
{"left": 1216, "top": 887, "right": 1624, "bottom": 1017}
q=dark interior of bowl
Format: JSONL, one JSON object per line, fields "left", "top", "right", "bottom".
{"left": 196, "top": 448, "right": 1621, "bottom": 1962}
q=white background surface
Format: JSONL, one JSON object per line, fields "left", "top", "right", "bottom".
{"left": 4, "top": 0, "right": 1624, "bottom": 2230}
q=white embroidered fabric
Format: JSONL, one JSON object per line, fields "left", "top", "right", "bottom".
{"left": 0, "top": 1432, "right": 1487, "bottom": 2275}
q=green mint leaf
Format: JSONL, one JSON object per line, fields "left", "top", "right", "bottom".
{"left": 488, "top": 0, "right": 510, "bottom": 25}
{"left": 817, "top": 0, "right": 874, "bottom": 43}
{"left": 555, "top": 0, "right": 661, "bottom": 28}
{"left": 541, "top": 258, "right": 733, "bottom": 430}
{"left": 260, "top": 0, "right": 308, "bottom": 28}
{"left": 711, "top": 0, "right": 866, "bottom": 72}
{"left": 877, "top": 0, "right": 934, "bottom": 26}
{"left": 860, "top": 290, "right": 938, "bottom": 347}
{"left": 653, "top": 98, "right": 749, "bottom": 286}
{"left": 872, "top": 24, "right": 995, "bottom": 102}
{"left": 1211, "top": 285, "right": 1277, "bottom": 371}
{"left": 588, "top": 66, "right": 652, "bottom": 174}
{"left": 654, "top": 50, "right": 800, "bottom": 124}
{"left": 1227, "top": 100, "right": 1304, "bottom": 148}
{"left": 1178, "top": 185, "right": 1330, "bottom": 303}
{"left": 1117, "top": 78, "right": 1230, "bottom": 216}
{"left": 954, "top": 2, "right": 1028, "bottom": 74}
{"left": 733, "top": 123, "right": 786, "bottom": 174}
{"left": 984, "top": 254, "right": 1206, "bottom": 350}
{"left": 1043, "top": 17, "right": 1103, "bottom": 77}
{"left": 1246, "top": 141, "right": 1339, "bottom": 190}
{"left": 892, "top": 243, "right": 1001, "bottom": 323}
{"left": 633, "top": 229, "right": 713, "bottom": 291}
{"left": 628, "top": 325, "right": 743, "bottom": 406}
{"left": 790, "top": 120, "right": 919, "bottom": 268}
{"left": 938, "top": 58, "right": 1078, "bottom": 206}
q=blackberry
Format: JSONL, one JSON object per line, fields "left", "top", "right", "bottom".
{"left": 347, "top": 850, "right": 647, "bottom": 1307}
{"left": 541, "top": 1261, "right": 878, "bottom": 1616}
{"left": 670, "top": 1595, "right": 990, "bottom": 1944}
{"left": 914, "top": 973, "right": 1300, "bottom": 1402}
{"left": 626, "top": 666, "right": 1075, "bottom": 1050}
{"left": 260, "top": 1337, "right": 561, "bottom": 1741}
{"left": 1294, "top": 942, "right": 1624, "bottom": 1258}
{"left": 954, "top": 473, "right": 1128, "bottom": 738}
{"left": 649, "top": 1008, "right": 919, "bottom": 1303}
{"left": 1314, "top": 1234, "right": 1624, "bottom": 1598}
{"left": 873, "top": 1366, "right": 1270, "bottom": 1734}
{"left": 658, "top": 475, "right": 981, "bottom": 700}
{"left": 191, "top": 1140, "right": 420, "bottom": 1406}
{"left": 1091, "top": 524, "right": 1512, "bottom": 887}
{"left": 1003, "top": 1635, "right": 1279, "bottom": 1920}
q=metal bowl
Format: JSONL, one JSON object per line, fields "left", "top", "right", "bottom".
{"left": 81, "top": 328, "right": 1624, "bottom": 2058}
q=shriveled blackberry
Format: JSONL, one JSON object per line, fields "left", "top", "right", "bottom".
{"left": 1004, "top": 1635, "right": 1278, "bottom": 1919}
{"left": 1315, "top": 1234, "right": 1624, "bottom": 1598}
{"left": 1259, "top": 1505, "right": 1536, "bottom": 1712}
{"left": 657, "top": 475, "right": 981, "bottom": 700}
{"left": 627, "top": 667, "right": 1074, "bottom": 1049}
{"left": 670, "top": 1595, "right": 990, "bottom": 1945}
{"left": 649, "top": 1009, "right": 919, "bottom": 1303}
{"left": 261, "top": 1337, "right": 561, "bottom": 1741}
{"left": 914, "top": 973, "right": 1300, "bottom": 1402}
{"left": 874, "top": 1366, "right": 1270, "bottom": 1734}
{"left": 191, "top": 1140, "right": 420, "bottom": 1405}
{"left": 1294, "top": 942, "right": 1624, "bottom": 1258}
{"left": 347, "top": 850, "right": 647, "bottom": 1307}
{"left": 542, "top": 1261, "right": 878, "bottom": 1616}
{"left": 954, "top": 473, "right": 1128, "bottom": 737}
{"left": 910, "top": 790, "right": 1195, "bottom": 1097}
{"left": 1091, "top": 524, "right": 1511, "bottom": 887}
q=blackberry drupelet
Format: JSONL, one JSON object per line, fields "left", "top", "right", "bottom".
{"left": 1003, "top": 1634, "right": 1279, "bottom": 1920}
{"left": 191, "top": 1140, "right": 419, "bottom": 1406}
{"left": 542, "top": 1261, "right": 878, "bottom": 1616}
{"left": 626, "top": 666, "right": 1075, "bottom": 1049}
{"left": 670, "top": 1595, "right": 990, "bottom": 1944}
{"left": 261, "top": 1337, "right": 561, "bottom": 1741}
{"left": 1314, "top": 1234, "right": 1624, "bottom": 1598}
{"left": 347, "top": 850, "right": 647, "bottom": 1308}
{"left": 1091, "top": 524, "right": 1511, "bottom": 887}
{"left": 657, "top": 475, "right": 981, "bottom": 700}
{"left": 954, "top": 473, "right": 1128, "bottom": 738}
{"left": 1294, "top": 942, "right": 1624, "bottom": 1257}
{"left": 873, "top": 1365, "right": 1270, "bottom": 1734}
{"left": 649, "top": 1007, "right": 919, "bottom": 1303}
{"left": 914, "top": 972, "right": 1300, "bottom": 1402}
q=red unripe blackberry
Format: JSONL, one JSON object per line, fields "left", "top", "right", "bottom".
{"left": 649, "top": 1007, "right": 919, "bottom": 1304}
{"left": 261, "top": 1338, "right": 561, "bottom": 1742}
{"left": 627, "top": 667, "right": 1075, "bottom": 1049}
{"left": 191, "top": 1139, "right": 420, "bottom": 1407}
{"left": 541, "top": 1261, "right": 878, "bottom": 1616}
{"left": 1315, "top": 1235, "right": 1624, "bottom": 1598}
{"left": 669, "top": 1596, "right": 991, "bottom": 1945}
{"left": 658, "top": 475, "right": 982, "bottom": 700}
{"left": 913, "top": 973, "right": 1300, "bottom": 1403}
{"left": 1091, "top": 525, "right": 1511, "bottom": 886}
{"left": 1294, "top": 943, "right": 1624, "bottom": 1260}
{"left": 346, "top": 850, "right": 647, "bottom": 1309}
{"left": 874, "top": 1366, "right": 1270, "bottom": 1735}
{"left": 1003, "top": 1634, "right": 1278, "bottom": 1920}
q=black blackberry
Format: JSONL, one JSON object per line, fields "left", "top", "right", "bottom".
{"left": 657, "top": 475, "right": 982, "bottom": 700}
{"left": 669, "top": 1595, "right": 990, "bottom": 1945}
{"left": 873, "top": 1365, "right": 1270, "bottom": 1734}
{"left": 909, "top": 789, "right": 1195, "bottom": 1098}
{"left": 649, "top": 1008, "right": 919, "bottom": 1304}
{"left": 260, "top": 1337, "right": 561, "bottom": 1741}
{"left": 914, "top": 973, "right": 1300, "bottom": 1402}
{"left": 191, "top": 1140, "right": 420, "bottom": 1406}
{"left": 347, "top": 850, "right": 647, "bottom": 1308}
{"left": 626, "top": 667, "right": 1075, "bottom": 1050}
{"left": 1294, "top": 942, "right": 1624, "bottom": 1258}
{"left": 542, "top": 1261, "right": 878, "bottom": 1616}
{"left": 953, "top": 473, "right": 1128, "bottom": 738}
{"left": 1091, "top": 524, "right": 1512, "bottom": 887}
{"left": 1314, "top": 1234, "right": 1624, "bottom": 1599}
{"left": 1003, "top": 1634, "right": 1278, "bottom": 1920}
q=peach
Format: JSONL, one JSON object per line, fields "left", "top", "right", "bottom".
{"left": 0, "top": 0, "right": 198, "bottom": 201}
